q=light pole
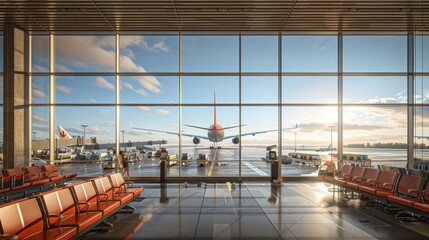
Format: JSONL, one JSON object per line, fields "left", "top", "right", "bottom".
{"left": 81, "top": 125, "right": 88, "bottom": 149}
{"left": 32, "top": 131, "right": 37, "bottom": 141}
{"left": 294, "top": 132, "right": 297, "bottom": 152}
{"left": 121, "top": 130, "right": 125, "bottom": 150}
{"left": 328, "top": 125, "right": 335, "bottom": 161}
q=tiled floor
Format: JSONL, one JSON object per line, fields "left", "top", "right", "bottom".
{"left": 82, "top": 182, "right": 429, "bottom": 240}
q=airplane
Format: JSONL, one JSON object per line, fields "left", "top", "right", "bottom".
{"left": 131, "top": 92, "right": 298, "bottom": 148}
{"left": 316, "top": 144, "right": 337, "bottom": 152}
{"left": 57, "top": 125, "right": 73, "bottom": 139}
{"left": 415, "top": 136, "right": 429, "bottom": 140}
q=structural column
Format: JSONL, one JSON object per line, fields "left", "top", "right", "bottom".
{"left": 3, "top": 23, "right": 30, "bottom": 168}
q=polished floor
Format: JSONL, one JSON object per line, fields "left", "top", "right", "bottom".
{"left": 82, "top": 182, "right": 429, "bottom": 240}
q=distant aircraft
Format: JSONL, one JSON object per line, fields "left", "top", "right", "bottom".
{"left": 316, "top": 144, "right": 337, "bottom": 152}
{"left": 57, "top": 125, "right": 72, "bottom": 139}
{"left": 415, "top": 136, "right": 429, "bottom": 140}
{"left": 131, "top": 92, "right": 298, "bottom": 148}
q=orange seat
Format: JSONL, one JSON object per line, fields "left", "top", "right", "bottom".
{"left": 358, "top": 171, "right": 398, "bottom": 196}
{"left": 109, "top": 173, "right": 144, "bottom": 197}
{"left": 71, "top": 181, "right": 120, "bottom": 217}
{"left": 24, "top": 166, "right": 50, "bottom": 186}
{"left": 92, "top": 176, "right": 133, "bottom": 205}
{"left": 0, "top": 198, "right": 77, "bottom": 240}
{"left": 41, "top": 165, "right": 66, "bottom": 182}
{"left": 38, "top": 188, "right": 102, "bottom": 233}
{"left": 344, "top": 166, "right": 366, "bottom": 188}
{"left": 346, "top": 168, "right": 379, "bottom": 189}
{"left": 333, "top": 165, "right": 354, "bottom": 185}
{"left": 5, "top": 168, "right": 32, "bottom": 190}
{"left": 387, "top": 174, "right": 423, "bottom": 207}
{"left": 411, "top": 182, "right": 429, "bottom": 212}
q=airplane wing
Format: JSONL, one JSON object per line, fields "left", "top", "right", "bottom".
{"left": 131, "top": 124, "right": 209, "bottom": 140}
{"left": 219, "top": 124, "right": 247, "bottom": 131}
{"left": 223, "top": 124, "right": 299, "bottom": 139}
{"left": 184, "top": 124, "right": 210, "bottom": 131}
{"left": 415, "top": 136, "right": 429, "bottom": 140}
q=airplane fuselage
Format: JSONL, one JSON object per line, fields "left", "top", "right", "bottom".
{"left": 208, "top": 124, "right": 224, "bottom": 142}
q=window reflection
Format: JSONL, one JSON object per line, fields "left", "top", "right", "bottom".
{"left": 120, "top": 36, "right": 179, "bottom": 72}
{"left": 182, "top": 36, "right": 239, "bottom": 72}
{"left": 344, "top": 76, "right": 407, "bottom": 104}
{"left": 344, "top": 36, "right": 407, "bottom": 72}
{"left": 54, "top": 36, "right": 115, "bottom": 72}
{"left": 120, "top": 76, "right": 178, "bottom": 104}
{"left": 343, "top": 107, "right": 407, "bottom": 167}
{"left": 32, "top": 76, "right": 49, "bottom": 104}
{"left": 282, "top": 35, "right": 338, "bottom": 72}
{"left": 32, "top": 36, "right": 49, "bottom": 72}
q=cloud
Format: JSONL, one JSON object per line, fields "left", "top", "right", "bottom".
{"left": 32, "top": 89, "right": 48, "bottom": 99}
{"left": 56, "top": 85, "right": 73, "bottom": 93}
{"left": 55, "top": 36, "right": 162, "bottom": 95}
{"left": 90, "top": 98, "right": 97, "bottom": 103}
{"left": 92, "top": 77, "right": 115, "bottom": 90}
{"left": 33, "top": 65, "right": 49, "bottom": 72}
{"left": 86, "top": 127, "right": 110, "bottom": 135}
{"left": 137, "top": 106, "right": 150, "bottom": 112}
{"left": 121, "top": 81, "right": 149, "bottom": 96}
{"left": 33, "top": 126, "right": 49, "bottom": 132}
{"left": 127, "top": 130, "right": 154, "bottom": 136}
{"left": 155, "top": 109, "right": 170, "bottom": 115}
{"left": 32, "top": 115, "right": 48, "bottom": 124}
{"left": 343, "top": 123, "right": 391, "bottom": 131}
{"left": 99, "top": 120, "right": 114, "bottom": 127}
{"left": 121, "top": 36, "right": 169, "bottom": 53}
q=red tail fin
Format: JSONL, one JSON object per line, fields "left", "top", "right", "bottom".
{"left": 214, "top": 92, "right": 217, "bottom": 125}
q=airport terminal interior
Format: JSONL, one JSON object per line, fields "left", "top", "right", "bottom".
{"left": 0, "top": 0, "right": 428, "bottom": 239}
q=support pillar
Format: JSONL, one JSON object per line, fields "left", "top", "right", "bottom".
{"left": 3, "top": 23, "right": 30, "bottom": 168}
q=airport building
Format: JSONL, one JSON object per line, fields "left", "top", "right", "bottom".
{"left": 0, "top": 1, "right": 428, "bottom": 239}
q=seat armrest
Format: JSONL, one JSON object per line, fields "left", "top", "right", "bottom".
{"left": 61, "top": 170, "right": 67, "bottom": 175}
{"left": 408, "top": 189, "right": 420, "bottom": 198}
{"left": 353, "top": 176, "right": 363, "bottom": 182}
{"left": 367, "top": 179, "right": 377, "bottom": 186}
{"left": 77, "top": 202, "right": 91, "bottom": 212}
{"left": 125, "top": 180, "right": 134, "bottom": 186}
{"left": 46, "top": 214, "right": 63, "bottom": 227}
{"left": 0, "top": 234, "right": 18, "bottom": 240}
{"left": 113, "top": 186, "right": 123, "bottom": 194}
{"left": 97, "top": 193, "right": 109, "bottom": 202}
{"left": 342, "top": 174, "right": 350, "bottom": 179}
{"left": 383, "top": 183, "right": 393, "bottom": 190}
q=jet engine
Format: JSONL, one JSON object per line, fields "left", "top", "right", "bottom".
{"left": 193, "top": 137, "right": 201, "bottom": 145}
{"left": 232, "top": 137, "right": 240, "bottom": 145}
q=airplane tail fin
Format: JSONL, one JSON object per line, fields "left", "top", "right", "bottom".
{"left": 57, "top": 125, "right": 72, "bottom": 139}
{"left": 214, "top": 91, "right": 217, "bottom": 126}
{"left": 130, "top": 121, "right": 133, "bottom": 128}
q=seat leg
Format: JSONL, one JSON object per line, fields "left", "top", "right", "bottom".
{"left": 118, "top": 205, "right": 136, "bottom": 213}
{"left": 92, "top": 221, "right": 114, "bottom": 231}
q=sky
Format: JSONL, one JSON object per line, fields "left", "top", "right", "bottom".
{"left": 2, "top": 34, "right": 429, "bottom": 148}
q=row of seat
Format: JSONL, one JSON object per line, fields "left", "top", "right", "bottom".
{"left": 0, "top": 172, "right": 143, "bottom": 240}
{"left": 0, "top": 165, "right": 77, "bottom": 198}
{"left": 321, "top": 165, "right": 429, "bottom": 218}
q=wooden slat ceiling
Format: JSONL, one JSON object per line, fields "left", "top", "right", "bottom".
{"left": 0, "top": 0, "right": 428, "bottom": 33}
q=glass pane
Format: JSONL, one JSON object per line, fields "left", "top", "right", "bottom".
{"left": 282, "top": 107, "right": 337, "bottom": 177}
{"left": 415, "top": 35, "right": 429, "bottom": 73}
{"left": 32, "top": 76, "right": 49, "bottom": 104}
{"left": 0, "top": 35, "right": 3, "bottom": 72}
{"left": 55, "top": 76, "right": 115, "bottom": 104}
{"left": 120, "top": 76, "right": 178, "bottom": 104}
{"left": 182, "top": 76, "right": 238, "bottom": 104}
{"left": 282, "top": 35, "right": 338, "bottom": 72}
{"left": 0, "top": 76, "right": 3, "bottom": 104}
{"left": 0, "top": 107, "right": 2, "bottom": 170}
{"left": 120, "top": 36, "right": 178, "bottom": 72}
{"left": 242, "top": 36, "right": 278, "bottom": 72}
{"left": 55, "top": 36, "right": 115, "bottom": 72}
{"left": 180, "top": 106, "right": 239, "bottom": 177}
{"left": 32, "top": 36, "right": 49, "bottom": 72}
{"left": 343, "top": 106, "right": 407, "bottom": 167}
{"left": 241, "top": 107, "right": 277, "bottom": 177}
{"left": 55, "top": 107, "right": 115, "bottom": 177}
{"left": 242, "top": 76, "right": 278, "bottom": 104}
{"left": 121, "top": 106, "right": 179, "bottom": 178}
{"left": 182, "top": 36, "right": 239, "bottom": 72}
{"left": 343, "top": 36, "right": 407, "bottom": 72}
{"left": 415, "top": 76, "right": 429, "bottom": 104}
{"left": 282, "top": 76, "right": 337, "bottom": 104}
{"left": 344, "top": 76, "right": 407, "bottom": 104}
{"left": 31, "top": 107, "right": 49, "bottom": 166}
{"left": 414, "top": 106, "right": 429, "bottom": 169}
